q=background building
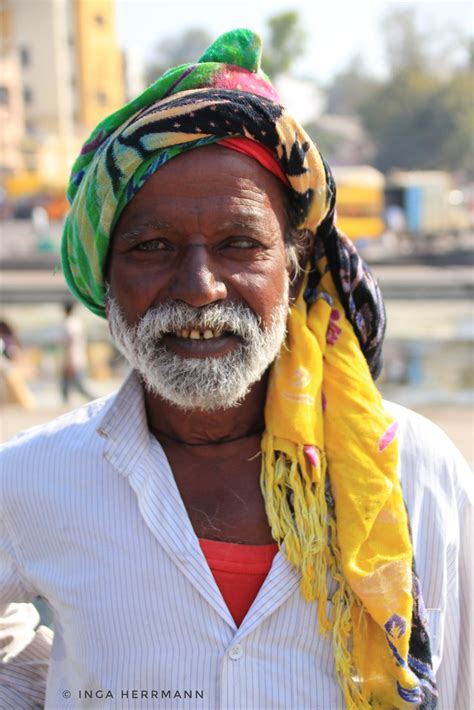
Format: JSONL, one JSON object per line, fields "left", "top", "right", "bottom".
{"left": 0, "top": 0, "right": 125, "bottom": 192}
{"left": 0, "top": 45, "right": 25, "bottom": 179}
{"left": 73, "top": 0, "right": 125, "bottom": 130}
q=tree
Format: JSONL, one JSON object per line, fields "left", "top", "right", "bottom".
{"left": 380, "top": 6, "right": 470, "bottom": 78}
{"left": 430, "top": 71, "right": 474, "bottom": 174}
{"left": 261, "top": 11, "right": 307, "bottom": 79}
{"left": 381, "top": 6, "right": 431, "bottom": 76}
{"left": 359, "top": 71, "right": 440, "bottom": 171}
{"left": 356, "top": 7, "right": 474, "bottom": 173}
{"left": 146, "top": 28, "right": 212, "bottom": 84}
{"left": 326, "top": 55, "right": 380, "bottom": 116}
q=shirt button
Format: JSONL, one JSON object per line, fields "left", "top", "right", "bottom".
{"left": 228, "top": 644, "right": 243, "bottom": 660}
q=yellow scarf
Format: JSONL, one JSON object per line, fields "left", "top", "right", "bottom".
{"left": 262, "top": 260, "right": 420, "bottom": 708}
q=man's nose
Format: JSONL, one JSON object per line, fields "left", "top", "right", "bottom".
{"left": 169, "top": 245, "right": 227, "bottom": 307}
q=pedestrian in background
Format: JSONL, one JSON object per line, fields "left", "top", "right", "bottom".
{"left": 0, "top": 319, "right": 36, "bottom": 410}
{"left": 60, "top": 301, "right": 94, "bottom": 403}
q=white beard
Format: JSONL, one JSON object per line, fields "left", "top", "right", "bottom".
{"left": 107, "top": 281, "right": 289, "bottom": 412}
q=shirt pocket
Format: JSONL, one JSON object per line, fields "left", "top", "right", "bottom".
{"left": 425, "top": 608, "right": 442, "bottom": 672}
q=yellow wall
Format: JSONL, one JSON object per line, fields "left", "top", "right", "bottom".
{"left": 74, "top": 0, "right": 124, "bottom": 130}
{"left": 0, "top": 4, "right": 12, "bottom": 46}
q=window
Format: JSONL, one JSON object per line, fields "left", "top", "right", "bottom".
{"left": 0, "top": 86, "right": 9, "bottom": 106}
{"left": 96, "top": 90, "right": 107, "bottom": 105}
{"left": 20, "top": 46, "right": 31, "bottom": 67}
{"left": 94, "top": 14, "right": 104, "bottom": 26}
{"left": 23, "top": 86, "right": 33, "bottom": 104}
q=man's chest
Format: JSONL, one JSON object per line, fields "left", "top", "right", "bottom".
{"left": 23, "top": 478, "right": 342, "bottom": 709}
{"left": 159, "top": 439, "right": 275, "bottom": 544}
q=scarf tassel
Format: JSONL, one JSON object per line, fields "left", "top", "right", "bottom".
{"left": 261, "top": 433, "right": 370, "bottom": 709}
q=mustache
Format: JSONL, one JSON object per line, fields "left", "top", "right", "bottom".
{"left": 131, "top": 301, "right": 263, "bottom": 340}
{"left": 106, "top": 294, "right": 289, "bottom": 411}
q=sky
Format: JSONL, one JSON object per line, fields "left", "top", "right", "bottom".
{"left": 116, "top": 0, "right": 473, "bottom": 85}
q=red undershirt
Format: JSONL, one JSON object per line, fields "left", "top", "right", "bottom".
{"left": 199, "top": 538, "right": 278, "bottom": 626}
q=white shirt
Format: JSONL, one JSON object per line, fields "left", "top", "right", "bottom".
{"left": 0, "top": 372, "right": 472, "bottom": 710}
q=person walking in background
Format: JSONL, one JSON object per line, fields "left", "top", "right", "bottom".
{"left": 60, "top": 301, "right": 94, "bottom": 403}
{"left": 0, "top": 319, "right": 36, "bottom": 410}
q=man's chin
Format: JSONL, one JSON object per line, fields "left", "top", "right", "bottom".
{"left": 138, "top": 369, "right": 250, "bottom": 413}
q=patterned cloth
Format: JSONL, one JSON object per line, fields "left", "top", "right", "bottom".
{"left": 61, "top": 29, "right": 436, "bottom": 708}
{"left": 62, "top": 29, "right": 382, "bottom": 377}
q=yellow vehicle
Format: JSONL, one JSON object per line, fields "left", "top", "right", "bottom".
{"left": 4, "top": 172, "right": 69, "bottom": 221}
{"left": 331, "top": 165, "right": 385, "bottom": 241}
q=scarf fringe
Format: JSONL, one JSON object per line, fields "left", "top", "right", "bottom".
{"left": 261, "top": 433, "right": 370, "bottom": 709}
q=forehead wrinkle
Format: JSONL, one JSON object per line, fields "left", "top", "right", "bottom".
{"left": 185, "top": 196, "right": 275, "bottom": 235}
{"left": 210, "top": 217, "right": 262, "bottom": 232}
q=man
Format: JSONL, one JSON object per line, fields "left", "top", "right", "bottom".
{"left": 0, "top": 30, "right": 472, "bottom": 710}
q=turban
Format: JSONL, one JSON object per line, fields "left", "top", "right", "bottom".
{"left": 61, "top": 29, "right": 436, "bottom": 709}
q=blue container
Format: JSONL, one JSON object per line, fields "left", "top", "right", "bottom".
{"left": 405, "top": 185, "right": 422, "bottom": 233}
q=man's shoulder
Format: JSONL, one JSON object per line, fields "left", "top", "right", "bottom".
{"left": 384, "top": 400, "right": 472, "bottom": 507}
{"left": 384, "top": 399, "right": 466, "bottom": 463}
{"left": 0, "top": 391, "right": 117, "bottom": 473}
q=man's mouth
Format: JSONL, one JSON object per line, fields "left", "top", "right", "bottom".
{"left": 162, "top": 327, "right": 239, "bottom": 358}
{"left": 172, "top": 327, "right": 226, "bottom": 340}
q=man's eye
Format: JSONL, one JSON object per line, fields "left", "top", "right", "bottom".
{"left": 134, "top": 239, "right": 171, "bottom": 251}
{"left": 223, "top": 238, "right": 259, "bottom": 249}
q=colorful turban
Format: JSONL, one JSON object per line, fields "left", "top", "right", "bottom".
{"left": 61, "top": 29, "right": 436, "bottom": 709}
{"left": 62, "top": 28, "right": 384, "bottom": 375}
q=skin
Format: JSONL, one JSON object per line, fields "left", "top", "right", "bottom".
{"left": 108, "top": 145, "right": 306, "bottom": 544}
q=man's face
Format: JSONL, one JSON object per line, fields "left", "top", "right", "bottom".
{"left": 107, "top": 145, "right": 292, "bottom": 410}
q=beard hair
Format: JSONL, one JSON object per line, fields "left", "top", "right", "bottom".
{"left": 107, "top": 280, "right": 289, "bottom": 412}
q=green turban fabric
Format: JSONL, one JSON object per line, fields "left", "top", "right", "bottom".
{"left": 61, "top": 28, "right": 329, "bottom": 318}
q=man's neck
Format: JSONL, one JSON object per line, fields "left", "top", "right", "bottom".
{"left": 143, "top": 371, "right": 268, "bottom": 447}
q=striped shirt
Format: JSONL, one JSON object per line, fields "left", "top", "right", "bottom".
{"left": 0, "top": 371, "right": 472, "bottom": 709}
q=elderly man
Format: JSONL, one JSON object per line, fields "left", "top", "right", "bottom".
{"left": 0, "top": 30, "right": 471, "bottom": 710}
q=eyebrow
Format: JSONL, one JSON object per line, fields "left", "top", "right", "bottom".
{"left": 115, "top": 219, "right": 173, "bottom": 241}
{"left": 115, "top": 216, "right": 263, "bottom": 242}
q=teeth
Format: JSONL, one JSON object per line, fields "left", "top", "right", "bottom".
{"left": 173, "top": 328, "right": 224, "bottom": 339}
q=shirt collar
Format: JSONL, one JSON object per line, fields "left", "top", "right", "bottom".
{"left": 96, "top": 369, "right": 151, "bottom": 476}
